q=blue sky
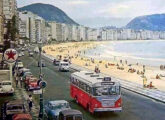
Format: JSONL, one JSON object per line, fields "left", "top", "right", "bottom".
{"left": 17, "top": 0, "right": 165, "bottom": 27}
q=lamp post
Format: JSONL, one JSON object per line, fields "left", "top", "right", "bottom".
{"left": 38, "top": 41, "right": 44, "bottom": 119}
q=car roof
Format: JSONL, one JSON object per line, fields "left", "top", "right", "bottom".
{"left": 60, "top": 61, "right": 69, "bottom": 64}
{"left": 60, "top": 109, "right": 82, "bottom": 116}
{"left": 49, "top": 100, "right": 68, "bottom": 105}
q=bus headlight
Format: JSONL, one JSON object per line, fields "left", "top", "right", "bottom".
{"left": 118, "top": 102, "right": 121, "bottom": 107}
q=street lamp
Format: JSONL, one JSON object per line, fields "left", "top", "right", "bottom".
{"left": 38, "top": 41, "right": 44, "bottom": 119}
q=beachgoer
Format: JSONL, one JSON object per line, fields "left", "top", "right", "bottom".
{"left": 149, "top": 82, "right": 153, "bottom": 88}
{"left": 156, "top": 74, "right": 160, "bottom": 79}
{"left": 143, "top": 77, "right": 147, "bottom": 87}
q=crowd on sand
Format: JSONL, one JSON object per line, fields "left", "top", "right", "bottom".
{"left": 43, "top": 42, "right": 165, "bottom": 92}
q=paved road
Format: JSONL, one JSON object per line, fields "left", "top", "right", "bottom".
{"left": 20, "top": 52, "right": 165, "bottom": 120}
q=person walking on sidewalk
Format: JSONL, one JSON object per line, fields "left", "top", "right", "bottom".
{"left": 28, "top": 95, "right": 33, "bottom": 112}
{"left": 15, "top": 75, "right": 19, "bottom": 88}
{"left": 20, "top": 76, "right": 23, "bottom": 88}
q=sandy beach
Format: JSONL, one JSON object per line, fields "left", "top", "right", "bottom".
{"left": 43, "top": 41, "right": 165, "bottom": 92}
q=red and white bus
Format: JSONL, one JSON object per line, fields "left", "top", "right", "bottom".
{"left": 70, "top": 71, "right": 122, "bottom": 113}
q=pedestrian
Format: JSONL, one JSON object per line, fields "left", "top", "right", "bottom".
{"left": 28, "top": 95, "right": 33, "bottom": 112}
{"left": 143, "top": 76, "right": 147, "bottom": 87}
{"left": 20, "top": 76, "right": 23, "bottom": 88}
{"left": 15, "top": 76, "right": 19, "bottom": 88}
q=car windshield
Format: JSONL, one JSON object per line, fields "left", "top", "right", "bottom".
{"left": 7, "top": 105, "right": 23, "bottom": 110}
{"left": 93, "top": 85, "right": 120, "bottom": 96}
{"left": 2, "top": 82, "right": 11, "bottom": 85}
{"left": 62, "top": 63, "right": 68, "bottom": 66}
{"left": 52, "top": 103, "right": 69, "bottom": 109}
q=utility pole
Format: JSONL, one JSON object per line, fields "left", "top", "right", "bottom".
{"left": 38, "top": 41, "right": 44, "bottom": 119}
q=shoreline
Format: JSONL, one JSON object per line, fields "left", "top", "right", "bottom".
{"left": 43, "top": 41, "right": 165, "bottom": 92}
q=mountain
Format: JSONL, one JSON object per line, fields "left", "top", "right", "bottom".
{"left": 126, "top": 14, "right": 165, "bottom": 31}
{"left": 18, "top": 3, "right": 78, "bottom": 25}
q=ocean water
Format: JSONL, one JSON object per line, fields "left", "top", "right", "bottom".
{"left": 84, "top": 40, "right": 165, "bottom": 67}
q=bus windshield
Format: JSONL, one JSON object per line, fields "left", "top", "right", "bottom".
{"left": 93, "top": 86, "right": 120, "bottom": 96}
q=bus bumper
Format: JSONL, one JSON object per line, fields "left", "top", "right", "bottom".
{"left": 94, "top": 107, "right": 122, "bottom": 112}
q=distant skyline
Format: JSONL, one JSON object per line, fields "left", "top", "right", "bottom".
{"left": 17, "top": 0, "right": 165, "bottom": 27}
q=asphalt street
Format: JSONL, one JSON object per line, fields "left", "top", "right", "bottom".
{"left": 18, "top": 52, "right": 165, "bottom": 120}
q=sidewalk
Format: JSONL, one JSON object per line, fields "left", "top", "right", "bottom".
{"left": 13, "top": 78, "right": 39, "bottom": 119}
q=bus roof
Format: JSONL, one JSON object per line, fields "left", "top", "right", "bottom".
{"left": 71, "top": 71, "right": 120, "bottom": 86}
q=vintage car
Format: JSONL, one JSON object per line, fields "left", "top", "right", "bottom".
{"left": 59, "top": 109, "right": 83, "bottom": 120}
{"left": 26, "top": 77, "right": 40, "bottom": 91}
{"left": 12, "top": 114, "right": 32, "bottom": 120}
{"left": 45, "top": 100, "right": 70, "bottom": 120}
{"left": 22, "top": 72, "right": 33, "bottom": 81}
{"left": 53, "top": 59, "right": 60, "bottom": 66}
{"left": 0, "top": 81, "right": 14, "bottom": 94}
{"left": 1, "top": 100, "right": 26, "bottom": 120}
{"left": 58, "top": 61, "right": 70, "bottom": 72}
{"left": 18, "top": 68, "right": 30, "bottom": 77}
{"left": 29, "top": 52, "right": 34, "bottom": 57}
{"left": 38, "top": 60, "right": 46, "bottom": 67}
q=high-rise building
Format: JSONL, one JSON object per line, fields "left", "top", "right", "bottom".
{"left": 19, "top": 11, "right": 45, "bottom": 43}
{"left": 0, "top": 0, "right": 4, "bottom": 44}
{"left": 48, "top": 21, "right": 57, "bottom": 40}
{"left": 3, "top": 0, "right": 17, "bottom": 21}
{"left": 56, "top": 23, "right": 62, "bottom": 41}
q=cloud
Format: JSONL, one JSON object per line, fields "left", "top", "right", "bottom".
{"left": 68, "top": 0, "right": 90, "bottom": 5}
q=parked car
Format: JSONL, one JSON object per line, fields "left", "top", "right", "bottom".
{"left": 59, "top": 109, "right": 83, "bottom": 120}
{"left": 29, "top": 52, "right": 34, "bottom": 57}
{"left": 58, "top": 61, "right": 70, "bottom": 72}
{"left": 21, "top": 48, "right": 25, "bottom": 51}
{"left": 45, "top": 100, "right": 70, "bottom": 120}
{"left": 1, "top": 100, "right": 26, "bottom": 120}
{"left": 0, "top": 81, "right": 14, "bottom": 95}
{"left": 18, "top": 68, "right": 30, "bottom": 77}
{"left": 38, "top": 60, "right": 46, "bottom": 67}
{"left": 12, "top": 114, "right": 32, "bottom": 120}
{"left": 22, "top": 72, "right": 33, "bottom": 81}
{"left": 24, "top": 76, "right": 34, "bottom": 88}
{"left": 18, "top": 53, "right": 22, "bottom": 57}
{"left": 53, "top": 59, "right": 60, "bottom": 66}
{"left": 21, "top": 52, "right": 25, "bottom": 56}
{"left": 27, "top": 78, "right": 40, "bottom": 91}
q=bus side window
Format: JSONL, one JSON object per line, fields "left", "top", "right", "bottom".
{"left": 79, "top": 81, "right": 83, "bottom": 89}
{"left": 76, "top": 79, "right": 79, "bottom": 86}
{"left": 86, "top": 85, "right": 90, "bottom": 93}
